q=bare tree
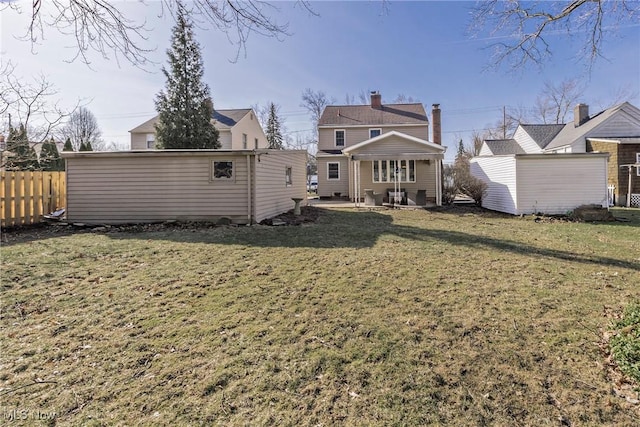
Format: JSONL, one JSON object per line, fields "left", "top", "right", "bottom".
{"left": 300, "top": 88, "right": 334, "bottom": 132}
{"left": 60, "top": 107, "right": 103, "bottom": 151}
{"left": 3, "top": 0, "right": 316, "bottom": 66}
{"left": 471, "top": 1, "right": 640, "bottom": 70}
{"left": 391, "top": 94, "right": 419, "bottom": 103}
{"left": 533, "top": 78, "right": 585, "bottom": 124}
{"left": 1, "top": 60, "right": 74, "bottom": 144}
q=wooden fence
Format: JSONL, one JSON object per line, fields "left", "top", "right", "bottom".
{"left": 1, "top": 171, "right": 66, "bottom": 227}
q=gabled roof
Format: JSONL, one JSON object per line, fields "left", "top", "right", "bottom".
{"left": 545, "top": 102, "right": 640, "bottom": 150}
{"left": 519, "top": 124, "right": 565, "bottom": 149}
{"left": 213, "top": 109, "right": 252, "bottom": 129}
{"left": 319, "top": 103, "right": 428, "bottom": 127}
{"left": 483, "top": 139, "right": 525, "bottom": 155}
{"left": 342, "top": 130, "right": 445, "bottom": 153}
{"left": 129, "top": 108, "right": 252, "bottom": 133}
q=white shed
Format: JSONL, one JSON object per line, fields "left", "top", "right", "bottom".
{"left": 470, "top": 153, "right": 610, "bottom": 215}
{"left": 62, "top": 149, "right": 307, "bottom": 225}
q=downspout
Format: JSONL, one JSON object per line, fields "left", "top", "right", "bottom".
{"left": 247, "top": 153, "right": 252, "bottom": 224}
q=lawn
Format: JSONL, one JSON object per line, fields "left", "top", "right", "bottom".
{"left": 1, "top": 207, "right": 639, "bottom": 426}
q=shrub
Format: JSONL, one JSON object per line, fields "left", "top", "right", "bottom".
{"left": 453, "top": 157, "right": 486, "bottom": 206}
{"left": 610, "top": 302, "right": 640, "bottom": 386}
{"left": 442, "top": 164, "right": 457, "bottom": 205}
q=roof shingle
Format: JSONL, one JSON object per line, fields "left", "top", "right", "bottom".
{"left": 319, "top": 103, "right": 428, "bottom": 126}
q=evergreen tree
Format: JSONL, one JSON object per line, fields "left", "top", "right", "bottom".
{"left": 5, "top": 124, "right": 40, "bottom": 171}
{"left": 85, "top": 141, "right": 93, "bottom": 151}
{"left": 40, "top": 139, "right": 65, "bottom": 171}
{"left": 79, "top": 141, "right": 89, "bottom": 151}
{"left": 155, "top": 2, "right": 219, "bottom": 149}
{"left": 63, "top": 137, "right": 73, "bottom": 151}
{"left": 266, "top": 102, "right": 284, "bottom": 149}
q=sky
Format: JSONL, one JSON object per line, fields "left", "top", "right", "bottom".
{"left": 1, "top": 0, "right": 639, "bottom": 163}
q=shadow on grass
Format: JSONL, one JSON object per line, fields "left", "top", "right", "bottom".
{"left": 104, "top": 208, "right": 639, "bottom": 272}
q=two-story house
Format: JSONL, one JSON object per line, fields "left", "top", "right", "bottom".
{"left": 316, "top": 92, "right": 446, "bottom": 206}
{"left": 129, "top": 106, "right": 267, "bottom": 150}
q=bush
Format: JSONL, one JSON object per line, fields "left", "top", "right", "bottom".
{"left": 442, "top": 164, "right": 457, "bottom": 205}
{"left": 610, "top": 302, "right": 640, "bottom": 386}
{"left": 453, "top": 157, "right": 486, "bottom": 206}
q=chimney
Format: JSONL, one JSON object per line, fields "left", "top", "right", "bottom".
{"left": 432, "top": 104, "right": 441, "bottom": 145}
{"left": 370, "top": 91, "right": 382, "bottom": 109}
{"left": 574, "top": 103, "right": 589, "bottom": 127}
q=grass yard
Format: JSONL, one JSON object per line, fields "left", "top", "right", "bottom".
{"left": 1, "top": 207, "right": 639, "bottom": 426}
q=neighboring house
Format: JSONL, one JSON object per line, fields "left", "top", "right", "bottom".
{"left": 473, "top": 102, "right": 640, "bottom": 212}
{"left": 62, "top": 149, "right": 307, "bottom": 224}
{"left": 316, "top": 92, "right": 446, "bottom": 205}
{"left": 130, "top": 108, "right": 267, "bottom": 150}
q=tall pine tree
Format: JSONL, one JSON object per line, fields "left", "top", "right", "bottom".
{"left": 266, "top": 102, "right": 284, "bottom": 149}
{"left": 63, "top": 137, "right": 73, "bottom": 151}
{"left": 40, "top": 138, "right": 65, "bottom": 171}
{"left": 155, "top": 2, "right": 219, "bottom": 149}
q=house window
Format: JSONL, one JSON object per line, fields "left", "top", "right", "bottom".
{"left": 242, "top": 133, "right": 247, "bottom": 149}
{"left": 372, "top": 160, "right": 415, "bottom": 183}
{"left": 255, "top": 138, "right": 259, "bottom": 149}
{"left": 212, "top": 160, "right": 234, "bottom": 180}
{"left": 327, "top": 162, "right": 340, "bottom": 180}
{"left": 369, "top": 128, "right": 382, "bottom": 138}
{"left": 335, "top": 130, "right": 345, "bottom": 147}
{"left": 146, "top": 133, "right": 155, "bottom": 149}
{"left": 637, "top": 153, "right": 640, "bottom": 177}
{"left": 285, "top": 166, "right": 293, "bottom": 186}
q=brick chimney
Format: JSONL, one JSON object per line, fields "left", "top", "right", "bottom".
{"left": 370, "top": 91, "right": 382, "bottom": 109}
{"left": 432, "top": 104, "right": 441, "bottom": 145}
{"left": 574, "top": 103, "right": 589, "bottom": 127}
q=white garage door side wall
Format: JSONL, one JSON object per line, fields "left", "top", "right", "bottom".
{"left": 470, "top": 156, "right": 519, "bottom": 215}
{"left": 515, "top": 154, "right": 609, "bottom": 215}
{"left": 253, "top": 150, "right": 308, "bottom": 223}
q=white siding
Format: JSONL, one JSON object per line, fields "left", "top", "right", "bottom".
{"left": 253, "top": 150, "right": 308, "bottom": 222}
{"left": 515, "top": 155, "right": 608, "bottom": 214}
{"left": 471, "top": 156, "right": 519, "bottom": 215}
{"left": 513, "top": 126, "right": 543, "bottom": 154}
{"left": 218, "top": 130, "right": 233, "bottom": 149}
{"left": 318, "top": 125, "right": 429, "bottom": 151}
{"left": 317, "top": 156, "right": 349, "bottom": 198}
{"left": 66, "top": 153, "right": 251, "bottom": 224}
{"left": 590, "top": 110, "right": 640, "bottom": 138}
{"left": 478, "top": 143, "right": 493, "bottom": 156}
{"left": 229, "top": 111, "right": 267, "bottom": 150}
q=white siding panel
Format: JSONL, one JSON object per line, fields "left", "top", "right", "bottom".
{"left": 317, "top": 157, "right": 349, "bottom": 198}
{"left": 66, "top": 155, "right": 250, "bottom": 224}
{"left": 514, "top": 126, "right": 542, "bottom": 154}
{"left": 219, "top": 130, "right": 233, "bottom": 149}
{"left": 253, "top": 151, "right": 307, "bottom": 222}
{"left": 589, "top": 112, "right": 640, "bottom": 138}
{"left": 350, "top": 136, "right": 441, "bottom": 155}
{"left": 318, "top": 125, "right": 429, "bottom": 151}
{"left": 470, "top": 157, "right": 518, "bottom": 214}
{"left": 515, "top": 156, "right": 608, "bottom": 215}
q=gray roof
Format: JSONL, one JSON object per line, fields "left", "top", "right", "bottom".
{"left": 484, "top": 139, "right": 525, "bottom": 155}
{"left": 319, "top": 103, "right": 428, "bottom": 126}
{"left": 519, "top": 124, "right": 565, "bottom": 149}
{"left": 129, "top": 108, "right": 251, "bottom": 133}
{"left": 545, "top": 102, "right": 639, "bottom": 150}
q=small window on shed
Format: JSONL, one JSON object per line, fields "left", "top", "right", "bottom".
{"left": 285, "top": 166, "right": 293, "bottom": 186}
{"left": 212, "top": 160, "right": 234, "bottom": 181}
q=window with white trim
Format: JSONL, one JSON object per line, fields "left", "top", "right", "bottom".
{"left": 212, "top": 160, "right": 235, "bottom": 181}
{"left": 285, "top": 166, "right": 293, "bottom": 186}
{"left": 242, "top": 133, "right": 248, "bottom": 149}
{"left": 372, "top": 160, "right": 415, "bottom": 183}
{"left": 335, "top": 130, "right": 345, "bottom": 147}
{"left": 146, "top": 133, "right": 155, "bottom": 149}
{"left": 369, "top": 128, "right": 382, "bottom": 138}
{"left": 327, "top": 162, "right": 340, "bottom": 180}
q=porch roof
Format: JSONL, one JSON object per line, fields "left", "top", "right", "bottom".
{"left": 347, "top": 152, "right": 444, "bottom": 161}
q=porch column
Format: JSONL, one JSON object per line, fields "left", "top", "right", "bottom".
{"left": 435, "top": 159, "right": 442, "bottom": 206}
